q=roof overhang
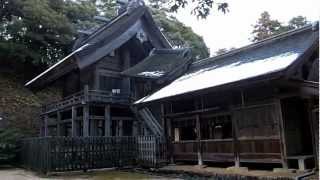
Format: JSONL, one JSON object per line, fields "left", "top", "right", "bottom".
{"left": 121, "top": 48, "right": 192, "bottom": 80}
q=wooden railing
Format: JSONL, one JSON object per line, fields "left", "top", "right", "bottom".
{"left": 172, "top": 137, "right": 282, "bottom": 163}
{"left": 20, "top": 136, "right": 167, "bottom": 173}
{"left": 238, "top": 136, "right": 282, "bottom": 163}
{"left": 42, "top": 90, "right": 132, "bottom": 114}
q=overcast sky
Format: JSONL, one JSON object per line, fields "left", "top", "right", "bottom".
{"left": 173, "top": 0, "right": 319, "bottom": 55}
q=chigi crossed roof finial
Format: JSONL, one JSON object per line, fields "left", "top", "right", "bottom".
{"left": 116, "top": 0, "right": 145, "bottom": 15}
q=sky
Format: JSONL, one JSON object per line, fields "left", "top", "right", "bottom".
{"left": 173, "top": 0, "right": 319, "bottom": 55}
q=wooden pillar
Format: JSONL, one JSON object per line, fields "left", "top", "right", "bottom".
{"left": 123, "top": 48, "right": 131, "bottom": 93}
{"left": 196, "top": 114, "right": 203, "bottom": 166}
{"left": 232, "top": 108, "right": 240, "bottom": 168}
{"left": 104, "top": 105, "right": 111, "bottom": 136}
{"left": 118, "top": 120, "right": 123, "bottom": 136}
{"left": 132, "top": 120, "right": 139, "bottom": 136}
{"left": 276, "top": 99, "right": 288, "bottom": 169}
{"left": 83, "top": 105, "right": 89, "bottom": 137}
{"left": 161, "top": 104, "right": 166, "bottom": 131}
{"left": 160, "top": 103, "right": 166, "bottom": 138}
{"left": 71, "top": 106, "right": 77, "bottom": 137}
{"left": 306, "top": 99, "right": 318, "bottom": 167}
{"left": 84, "top": 85, "right": 89, "bottom": 102}
{"left": 57, "top": 111, "right": 62, "bottom": 136}
{"left": 83, "top": 85, "right": 90, "bottom": 137}
{"left": 167, "top": 117, "right": 174, "bottom": 164}
{"left": 90, "top": 119, "right": 98, "bottom": 136}
{"left": 44, "top": 114, "right": 49, "bottom": 137}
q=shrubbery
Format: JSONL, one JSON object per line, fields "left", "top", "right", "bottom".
{"left": 0, "top": 128, "right": 22, "bottom": 164}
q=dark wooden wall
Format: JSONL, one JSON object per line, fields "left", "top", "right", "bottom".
{"left": 163, "top": 82, "right": 317, "bottom": 167}
{"left": 62, "top": 70, "right": 80, "bottom": 97}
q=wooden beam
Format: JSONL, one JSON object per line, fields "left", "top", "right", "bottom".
{"left": 299, "top": 86, "right": 319, "bottom": 96}
{"left": 104, "top": 105, "right": 111, "bottom": 136}
{"left": 111, "top": 117, "right": 133, "bottom": 121}
{"left": 164, "top": 106, "right": 220, "bottom": 118}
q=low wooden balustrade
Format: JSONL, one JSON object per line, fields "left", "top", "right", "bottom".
{"left": 42, "top": 90, "right": 132, "bottom": 114}
{"left": 172, "top": 137, "right": 282, "bottom": 163}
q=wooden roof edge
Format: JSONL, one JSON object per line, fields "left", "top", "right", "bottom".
{"left": 120, "top": 48, "right": 191, "bottom": 79}
{"left": 76, "top": 11, "right": 131, "bottom": 47}
{"left": 24, "top": 43, "right": 90, "bottom": 87}
{"left": 284, "top": 35, "right": 319, "bottom": 78}
{"left": 142, "top": 9, "right": 172, "bottom": 48}
{"left": 134, "top": 70, "right": 285, "bottom": 106}
{"left": 193, "top": 22, "right": 319, "bottom": 68}
{"left": 156, "top": 49, "right": 193, "bottom": 83}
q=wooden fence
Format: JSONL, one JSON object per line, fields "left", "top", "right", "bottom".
{"left": 20, "top": 136, "right": 166, "bottom": 173}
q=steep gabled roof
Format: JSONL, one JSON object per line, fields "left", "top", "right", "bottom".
{"left": 25, "top": 5, "right": 171, "bottom": 88}
{"left": 121, "top": 48, "right": 192, "bottom": 79}
{"left": 135, "top": 23, "right": 319, "bottom": 104}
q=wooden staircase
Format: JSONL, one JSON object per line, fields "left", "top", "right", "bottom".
{"left": 131, "top": 107, "right": 164, "bottom": 137}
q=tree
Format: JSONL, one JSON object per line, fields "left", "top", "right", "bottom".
{"left": 0, "top": 128, "right": 22, "bottom": 163}
{"left": 0, "top": 1, "right": 210, "bottom": 66}
{"left": 0, "top": 0, "right": 99, "bottom": 65}
{"left": 151, "top": 8, "right": 210, "bottom": 59}
{"left": 215, "top": 47, "right": 236, "bottom": 55}
{"left": 251, "top": 12, "right": 308, "bottom": 42}
{"left": 148, "top": 0, "right": 228, "bottom": 19}
{"left": 251, "top": 11, "right": 283, "bottom": 42}
{"left": 288, "top": 16, "right": 308, "bottom": 29}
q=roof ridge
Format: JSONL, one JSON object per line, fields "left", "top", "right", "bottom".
{"left": 193, "top": 22, "right": 318, "bottom": 67}
{"left": 77, "top": 6, "right": 147, "bottom": 47}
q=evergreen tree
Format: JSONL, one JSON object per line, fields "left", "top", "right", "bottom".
{"left": 0, "top": 0, "right": 99, "bottom": 65}
{"left": 251, "top": 12, "right": 308, "bottom": 42}
{"left": 288, "top": 16, "right": 308, "bottom": 29}
{"left": 215, "top": 47, "right": 236, "bottom": 55}
{"left": 151, "top": 8, "right": 210, "bottom": 59}
{"left": 251, "top": 11, "right": 283, "bottom": 42}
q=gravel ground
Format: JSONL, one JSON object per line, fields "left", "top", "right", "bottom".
{"left": 0, "top": 167, "right": 179, "bottom": 180}
{"left": 0, "top": 166, "right": 316, "bottom": 180}
{"left": 158, "top": 165, "right": 306, "bottom": 178}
